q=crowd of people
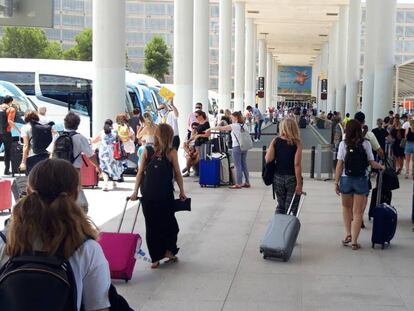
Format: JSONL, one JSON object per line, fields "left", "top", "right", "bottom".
{"left": 1, "top": 90, "right": 413, "bottom": 308}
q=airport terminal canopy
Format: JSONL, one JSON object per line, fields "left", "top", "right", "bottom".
{"left": 243, "top": 0, "right": 347, "bottom": 66}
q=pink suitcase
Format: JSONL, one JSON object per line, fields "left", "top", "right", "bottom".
{"left": 98, "top": 197, "right": 142, "bottom": 282}
{"left": 0, "top": 179, "right": 12, "bottom": 213}
{"left": 80, "top": 155, "right": 99, "bottom": 188}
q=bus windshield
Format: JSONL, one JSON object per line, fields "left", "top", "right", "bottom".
{"left": 0, "top": 81, "right": 36, "bottom": 113}
{"left": 138, "top": 86, "right": 157, "bottom": 114}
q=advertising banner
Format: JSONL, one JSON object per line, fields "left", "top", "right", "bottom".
{"left": 277, "top": 66, "right": 312, "bottom": 95}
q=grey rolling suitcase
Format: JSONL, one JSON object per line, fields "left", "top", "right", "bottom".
{"left": 260, "top": 192, "right": 306, "bottom": 262}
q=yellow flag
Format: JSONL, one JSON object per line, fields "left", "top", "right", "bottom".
{"left": 159, "top": 87, "right": 175, "bottom": 100}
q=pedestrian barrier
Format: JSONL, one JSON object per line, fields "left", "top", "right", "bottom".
{"left": 314, "top": 144, "right": 334, "bottom": 180}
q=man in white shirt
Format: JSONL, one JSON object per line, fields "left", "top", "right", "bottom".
{"left": 402, "top": 113, "right": 411, "bottom": 130}
{"left": 37, "top": 106, "right": 50, "bottom": 125}
{"left": 354, "top": 112, "right": 384, "bottom": 159}
{"left": 160, "top": 99, "right": 180, "bottom": 150}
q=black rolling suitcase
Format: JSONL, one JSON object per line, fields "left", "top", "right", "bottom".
{"left": 371, "top": 171, "right": 398, "bottom": 249}
{"left": 10, "top": 141, "right": 23, "bottom": 177}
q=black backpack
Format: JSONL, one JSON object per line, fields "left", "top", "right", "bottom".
{"left": 0, "top": 232, "right": 78, "bottom": 311}
{"left": 0, "top": 107, "right": 9, "bottom": 135}
{"left": 53, "top": 131, "right": 80, "bottom": 163}
{"left": 30, "top": 121, "right": 53, "bottom": 154}
{"left": 140, "top": 147, "right": 174, "bottom": 201}
{"left": 344, "top": 141, "right": 369, "bottom": 177}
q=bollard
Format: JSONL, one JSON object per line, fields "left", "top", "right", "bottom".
{"left": 310, "top": 146, "right": 315, "bottom": 179}
{"left": 262, "top": 145, "right": 267, "bottom": 171}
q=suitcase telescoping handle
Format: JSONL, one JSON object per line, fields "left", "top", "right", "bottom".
{"left": 376, "top": 170, "right": 384, "bottom": 206}
{"left": 117, "top": 197, "right": 141, "bottom": 233}
{"left": 286, "top": 192, "right": 307, "bottom": 217}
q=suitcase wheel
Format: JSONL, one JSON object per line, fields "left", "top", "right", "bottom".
{"left": 381, "top": 244, "right": 385, "bottom": 250}
{"left": 372, "top": 243, "right": 375, "bottom": 249}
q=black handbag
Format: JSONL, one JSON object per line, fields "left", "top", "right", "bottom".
{"left": 262, "top": 139, "right": 277, "bottom": 186}
{"left": 174, "top": 198, "right": 191, "bottom": 212}
{"left": 382, "top": 168, "right": 399, "bottom": 191}
{"left": 262, "top": 161, "right": 276, "bottom": 186}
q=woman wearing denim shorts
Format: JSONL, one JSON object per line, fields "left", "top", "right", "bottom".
{"left": 334, "top": 120, "right": 384, "bottom": 250}
{"left": 404, "top": 120, "right": 414, "bottom": 179}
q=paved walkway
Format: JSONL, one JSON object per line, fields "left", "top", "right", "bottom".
{"left": 1, "top": 168, "right": 414, "bottom": 310}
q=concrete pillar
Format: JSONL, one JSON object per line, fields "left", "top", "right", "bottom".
{"left": 93, "top": 0, "right": 125, "bottom": 136}
{"left": 193, "top": 0, "right": 209, "bottom": 107}
{"left": 266, "top": 51, "right": 273, "bottom": 109}
{"left": 272, "top": 59, "right": 278, "bottom": 106}
{"left": 234, "top": 1, "right": 245, "bottom": 112}
{"left": 252, "top": 24, "right": 257, "bottom": 103}
{"left": 311, "top": 61, "right": 318, "bottom": 98}
{"left": 174, "top": 0, "right": 193, "bottom": 140}
{"left": 258, "top": 38, "right": 266, "bottom": 113}
{"left": 345, "top": 0, "right": 361, "bottom": 119}
{"left": 218, "top": 0, "right": 232, "bottom": 110}
{"left": 362, "top": 0, "right": 378, "bottom": 129}
{"left": 321, "top": 42, "right": 329, "bottom": 112}
{"left": 327, "top": 23, "right": 338, "bottom": 113}
{"left": 245, "top": 18, "right": 255, "bottom": 110}
{"left": 335, "top": 6, "right": 349, "bottom": 116}
{"left": 372, "top": 0, "right": 396, "bottom": 128}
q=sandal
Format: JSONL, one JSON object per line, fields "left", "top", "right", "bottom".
{"left": 342, "top": 235, "right": 352, "bottom": 246}
{"left": 242, "top": 183, "right": 251, "bottom": 188}
{"left": 351, "top": 243, "right": 361, "bottom": 250}
{"left": 229, "top": 185, "right": 242, "bottom": 189}
{"left": 151, "top": 261, "right": 160, "bottom": 269}
{"left": 165, "top": 256, "right": 178, "bottom": 264}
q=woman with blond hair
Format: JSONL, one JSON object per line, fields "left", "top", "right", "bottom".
{"left": 0, "top": 159, "right": 111, "bottom": 310}
{"left": 136, "top": 112, "right": 157, "bottom": 166}
{"left": 131, "top": 123, "right": 187, "bottom": 269}
{"left": 265, "top": 118, "right": 303, "bottom": 214}
{"left": 208, "top": 111, "right": 251, "bottom": 189}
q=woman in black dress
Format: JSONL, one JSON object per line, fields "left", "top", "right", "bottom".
{"left": 131, "top": 124, "right": 187, "bottom": 268}
{"left": 390, "top": 115, "right": 405, "bottom": 174}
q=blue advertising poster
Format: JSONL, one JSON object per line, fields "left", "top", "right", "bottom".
{"left": 277, "top": 66, "right": 312, "bottom": 95}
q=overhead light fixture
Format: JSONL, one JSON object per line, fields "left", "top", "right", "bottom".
{"left": 260, "top": 32, "right": 269, "bottom": 35}
{"left": 319, "top": 34, "right": 328, "bottom": 37}
{"left": 326, "top": 13, "right": 338, "bottom": 16}
{"left": 313, "top": 48, "right": 321, "bottom": 51}
{"left": 268, "top": 47, "right": 275, "bottom": 50}
{"left": 248, "top": 10, "right": 260, "bottom": 14}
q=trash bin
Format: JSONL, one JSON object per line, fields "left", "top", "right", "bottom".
{"left": 315, "top": 144, "right": 334, "bottom": 180}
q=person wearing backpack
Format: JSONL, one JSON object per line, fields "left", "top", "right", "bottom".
{"left": 207, "top": 111, "right": 252, "bottom": 189}
{"left": 53, "top": 112, "right": 99, "bottom": 171}
{"left": 19, "top": 110, "right": 53, "bottom": 173}
{"left": 0, "top": 95, "right": 17, "bottom": 175}
{"left": 130, "top": 123, "right": 187, "bottom": 269}
{"left": 0, "top": 159, "right": 111, "bottom": 311}
{"left": 334, "top": 119, "right": 384, "bottom": 251}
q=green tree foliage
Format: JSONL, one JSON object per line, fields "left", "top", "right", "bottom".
{"left": 0, "top": 27, "right": 54, "bottom": 58}
{"left": 63, "top": 28, "right": 92, "bottom": 61}
{"left": 42, "top": 41, "right": 64, "bottom": 59}
{"left": 144, "top": 36, "right": 172, "bottom": 82}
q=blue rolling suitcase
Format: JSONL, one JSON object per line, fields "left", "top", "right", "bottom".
{"left": 199, "top": 158, "right": 220, "bottom": 188}
{"left": 371, "top": 171, "right": 398, "bottom": 249}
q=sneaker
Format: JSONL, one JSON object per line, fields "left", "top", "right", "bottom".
{"left": 3, "top": 171, "right": 11, "bottom": 176}
{"left": 103, "top": 185, "right": 109, "bottom": 192}
{"left": 182, "top": 172, "right": 190, "bottom": 177}
{"left": 182, "top": 168, "right": 188, "bottom": 174}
